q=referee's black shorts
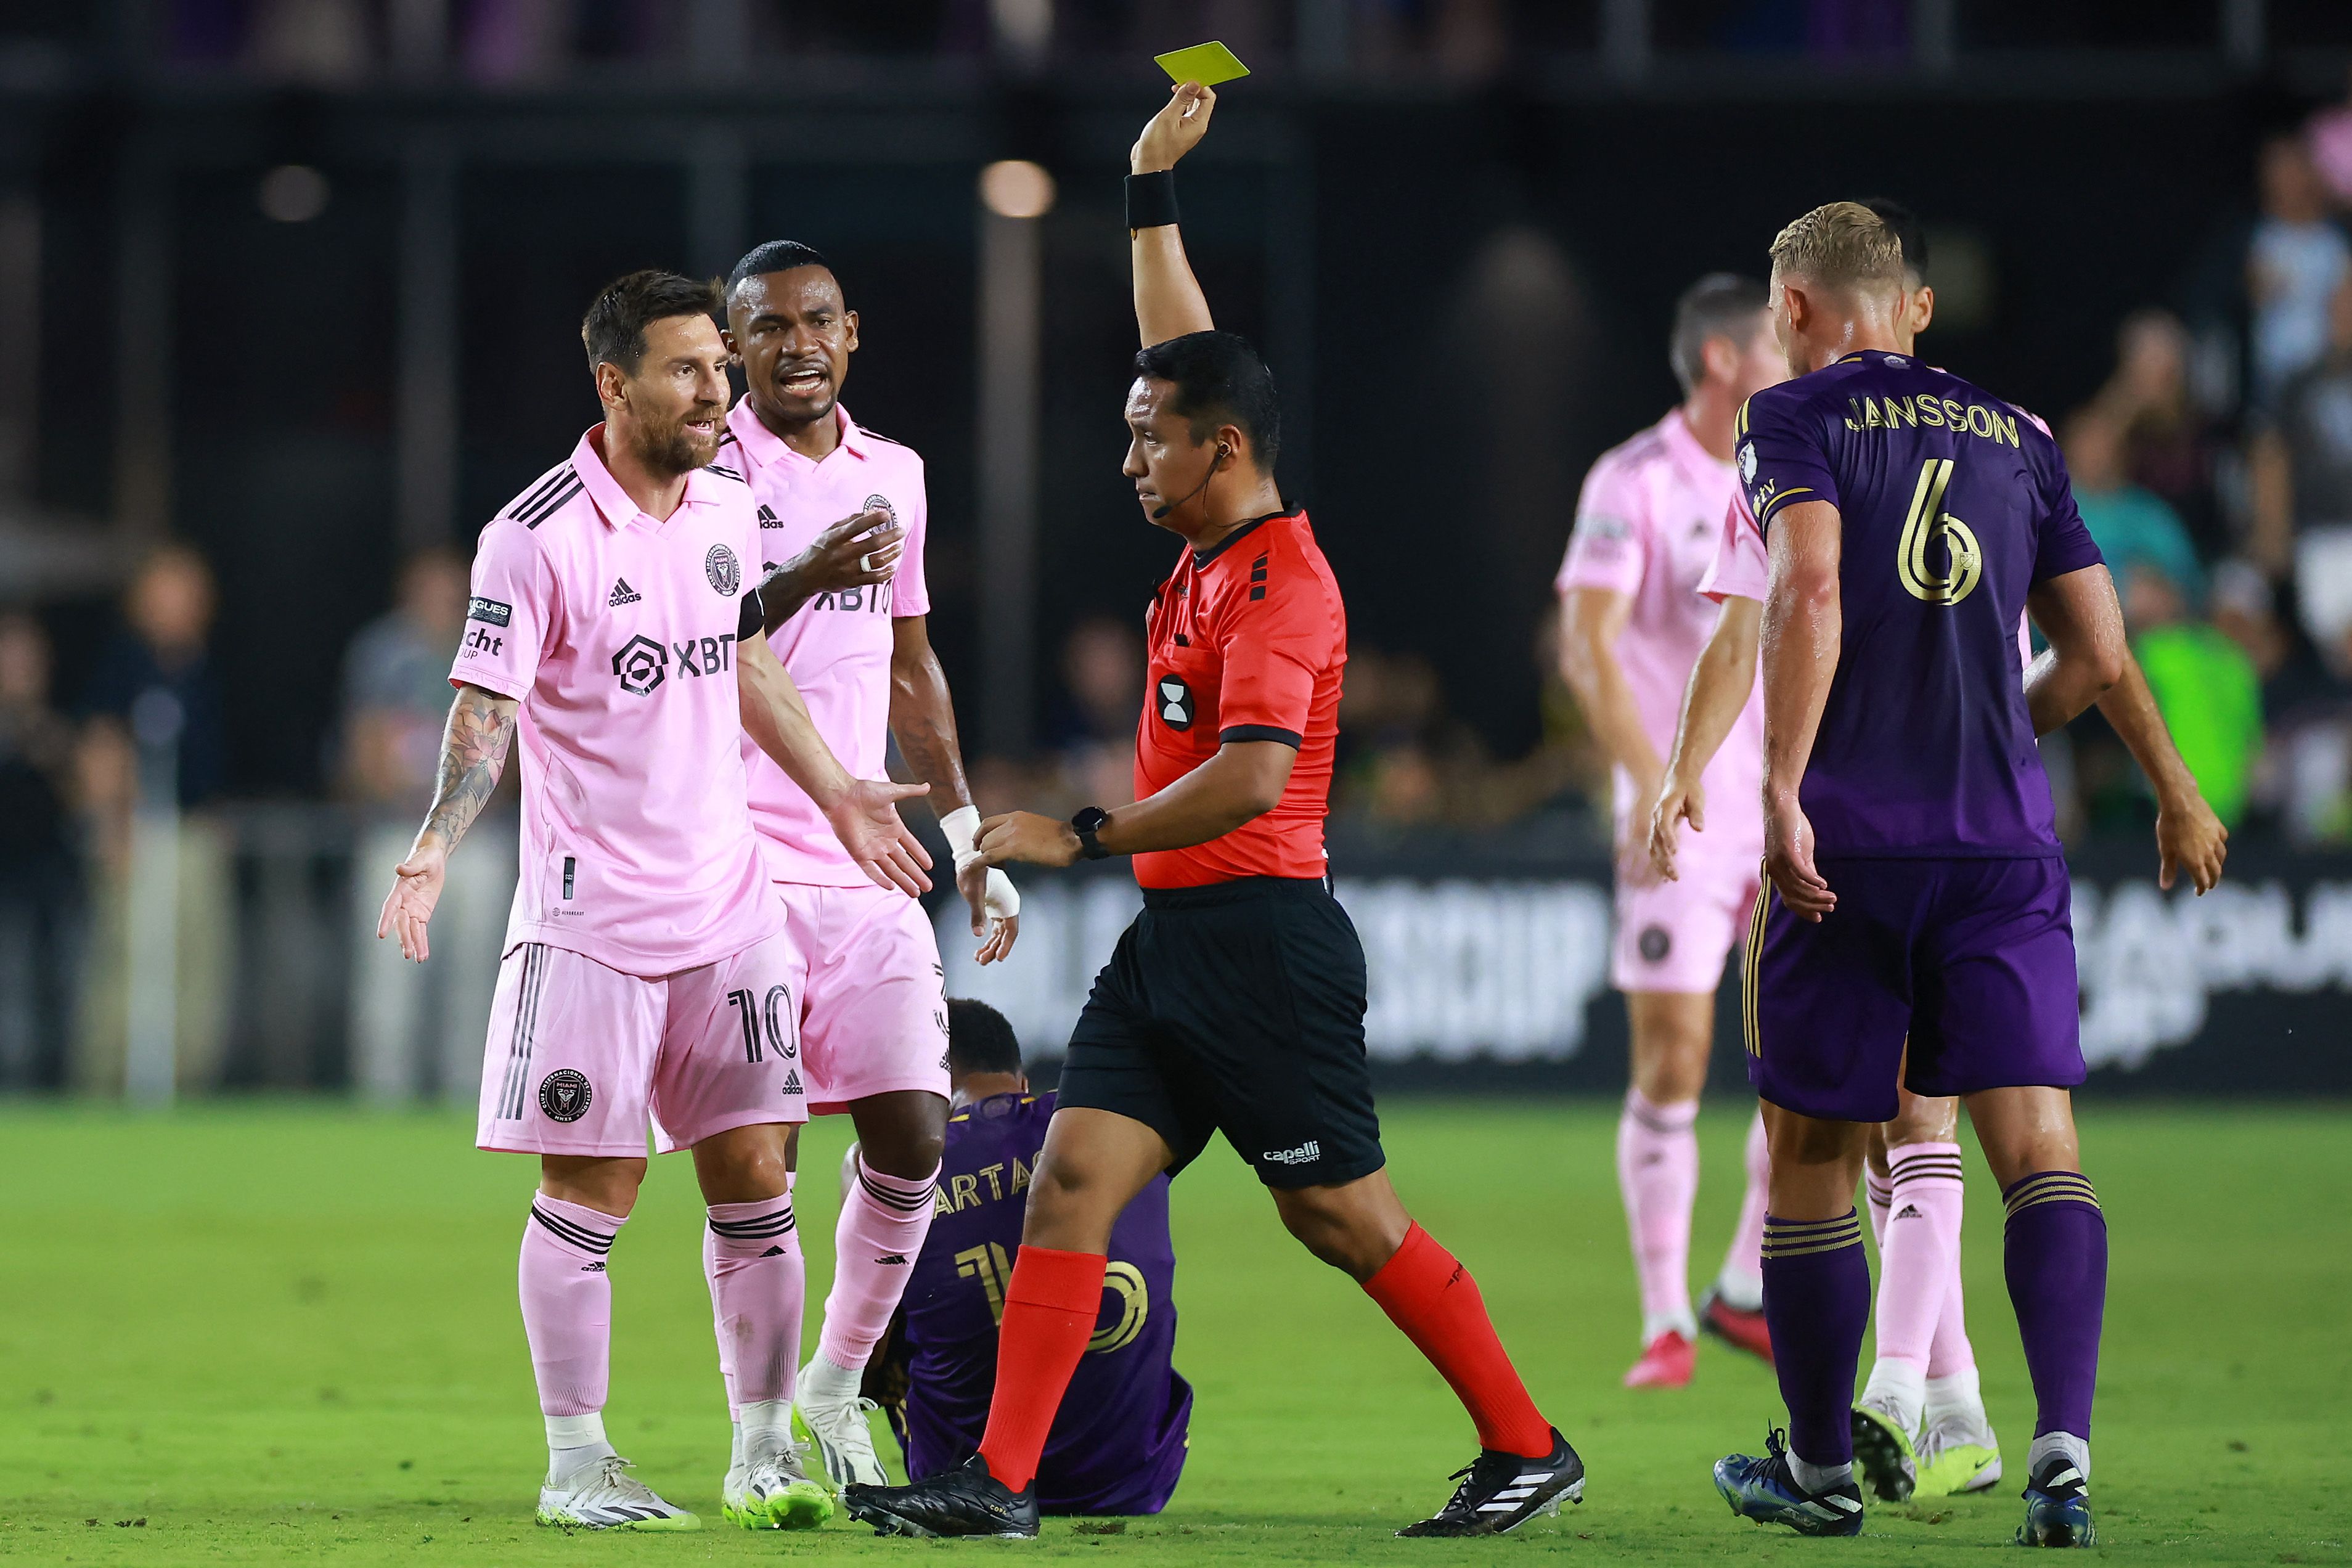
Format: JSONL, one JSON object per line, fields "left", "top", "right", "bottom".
{"left": 1057, "top": 875, "right": 1385, "bottom": 1190}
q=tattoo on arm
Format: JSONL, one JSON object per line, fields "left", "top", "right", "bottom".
{"left": 420, "top": 686, "right": 517, "bottom": 852}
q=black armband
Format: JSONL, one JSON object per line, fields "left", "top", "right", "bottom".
{"left": 736, "top": 584, "right": 765, "bottom": 641}
{"left": 1124, "top": 170, "right": 1179, "bottom": 232}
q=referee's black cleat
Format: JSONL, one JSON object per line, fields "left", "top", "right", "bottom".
{"left": 2014, "top": 1453, "right": 2097, "bottom": 1548}
{"left": 841, "top": 1455, "right": 1039, "bottom": 1539}
{"left": 1397, "top": 1427, "right": 1585, "bottom": 1537}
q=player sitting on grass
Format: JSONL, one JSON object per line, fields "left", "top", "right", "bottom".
{"left": 857, "top": 999, "right": 1191, "bottom": 1516}
{"left": 1710, "top": 202, "right": 2123, "bottom": 1547}
{"left": 1652, "top": 202, "right": 2225, "bottom": 1511}
{"left": 838, "top": 81, "right": 1583, "bottom": 1541}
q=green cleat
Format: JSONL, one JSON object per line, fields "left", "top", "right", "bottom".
{"left": 1850, "top": 1397, "right": 1921, "bottom": 1502}
{"left": 722, "top": 1438, "right": 835, "bottom": 1530}
{"left": 1916, "top": 1411, "right": 2002, "bottom": 1497}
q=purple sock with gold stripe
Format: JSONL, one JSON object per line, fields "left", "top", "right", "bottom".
{"left": 2003, "top": 1171, "right": 2106, "bottom": 1440}
{"left": 1760, "top": 1209, "right": 1871, "bottom": 1468}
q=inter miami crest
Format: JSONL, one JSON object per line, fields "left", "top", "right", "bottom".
{"left": 706, "top": 542, "right": 741, "bottom": 596}
{"left": 1156, "top": 672, "right": 1195, "bottom": 731}
{"left": 862, "top": 492, "right": 897, "bottom": 528}
{"left": 1638, "top": 925, "right": 1672, "bottom": 963}
{"left": 539, "top": 1069, "right": 592, "bottom": 1123}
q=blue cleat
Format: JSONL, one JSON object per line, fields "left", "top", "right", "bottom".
{"left": 1714, "top": 1427, "right": 1865, "bottom": 1537}
{"left": 2015, "top": 1454, "right": 2097, "bottom": 1548}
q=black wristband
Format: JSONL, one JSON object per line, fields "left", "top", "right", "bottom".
{"left": 1124, "top": 170, "right": 1179, "bottom": 232}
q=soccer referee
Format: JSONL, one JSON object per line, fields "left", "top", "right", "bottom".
{"left": 840, "top": 82, "right": 1582, "bottom": 1541}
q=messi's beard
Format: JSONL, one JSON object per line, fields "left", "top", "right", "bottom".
{"left": 629, "top": 406, "right": 723, "bottom": 478}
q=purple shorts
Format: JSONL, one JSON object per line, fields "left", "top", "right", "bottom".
{"left": 1742, "top": 855, "right": 2083, "bottom": 1124}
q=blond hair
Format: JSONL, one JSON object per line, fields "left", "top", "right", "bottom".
{"left": 1768, "top": 202, "right": 1905, "bottom": 293}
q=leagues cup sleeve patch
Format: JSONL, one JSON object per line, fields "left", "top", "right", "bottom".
{"left": 706, "top": 542, "right": 741, "bottom": 597}
{"left": 539, "top": 1068, "right": 592, "bottom": 1123}
{"left": 468, "top": 596, "right": 513, "bottom": 626}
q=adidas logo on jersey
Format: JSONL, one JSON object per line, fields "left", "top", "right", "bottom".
{"left": 608, "top": 578, "right": 641, "bottom": 606}
{"left": 782, "top": 1069, "right": 802, "bottom": 1096}
{"left": 758, "top": 504, "right": 783, "bottom": 529}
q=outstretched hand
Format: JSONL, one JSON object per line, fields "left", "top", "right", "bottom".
{"left": 828, "top": 779, "right": 934, "bottom": 898}
{"left": 376, "top": 839, "right": 448, "bottom": 962}
{"left": 1131, "top": 82, "right": 1217, "bottom": 174}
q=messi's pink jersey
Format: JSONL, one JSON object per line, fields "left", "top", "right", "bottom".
{"left": 720, "top": 402, "right": 932, "bottom": 887}
{"left": 1558, "top": 409, "right": 1763, "bottom": 863}
{"left": 454, "top": 426, "right": 782, "bottom": 977}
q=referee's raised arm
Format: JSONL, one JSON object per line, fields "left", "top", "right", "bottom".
{"left": 1127, "top": 82, "right": 1218, "bottom": 346}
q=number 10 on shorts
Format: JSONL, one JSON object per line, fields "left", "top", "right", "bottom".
{"left": 727, "top": 984, "right": 796, "bottom": 1063}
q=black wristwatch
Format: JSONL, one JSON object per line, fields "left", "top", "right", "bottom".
{"left": 1071, "top": 806, "right": 1114, "bottom": 861}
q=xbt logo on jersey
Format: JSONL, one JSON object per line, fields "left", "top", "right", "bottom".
{"left": 610, "top": 631, "right": 740, "bottom": 695}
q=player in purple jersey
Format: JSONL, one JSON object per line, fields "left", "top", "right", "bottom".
{"left": 1709, "top": 203, "right": 2121, "bottom": 1548}
{"left": 1656, "top": 202, "right": 2226, "bottom": 1508}
{"left": 861, "top": 1000, "right": 1191, "bottom": 1516}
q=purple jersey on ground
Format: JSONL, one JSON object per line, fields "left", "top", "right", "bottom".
{"left": 1736, "top": 350, "right": 2105, "bottom": 857}
{"left": 884, "top": 1091, "right": 1190, "bottom": 1514}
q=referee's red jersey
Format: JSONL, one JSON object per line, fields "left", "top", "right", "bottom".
{"left": 1132, "top": 507, "right": 1346, "bottom": 889}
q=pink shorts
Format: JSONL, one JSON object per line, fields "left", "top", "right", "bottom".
{"left": 475, "top": 929, "right": 810, "bottom": 1158}
{"left": 1612, "top": 860, "right": 1760, "bottom": 995}
{"left": 775, "top": 881, "right": 950, "bottom": 1116}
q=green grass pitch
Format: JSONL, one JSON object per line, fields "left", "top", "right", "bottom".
{"left": 2, "top": 1100, "right": 2346, "bottom": 1564}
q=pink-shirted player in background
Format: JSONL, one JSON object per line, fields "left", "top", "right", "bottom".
{"left": 711, "top": 240, "right": 1018, "bottom": 1501}
{"left": 1648, "top": 201, "right": 2224, "bottom": 1503}
{"left": 375, "top": 271, "right": 933, "bottom": 1533}
{"left": 1555, "top": 274, "right": 1787, "bottom": 1390}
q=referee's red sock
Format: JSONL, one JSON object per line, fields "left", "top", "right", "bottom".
{"left": 975, "top": 1244, "right": 1106, "bottom": 1492}
{"left": 1363, "top": 1223, "right": 1554, "bottom": 1459}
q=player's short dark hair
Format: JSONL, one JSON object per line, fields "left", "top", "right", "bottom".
{"left": 946, "top": 998, "right": 1024, "bottom": 1077}
{"left": 1133, "top": 330, "right": 1281, "bottom": 470}
{"left": 1859, "top": 197, "right": 1928, "bottom": 284}
{"left": 1668, "top": 273, "right": 1768, "bottom": 394}
{"left": 727, "top": 240, "right": 834, "bottom": 294}
{"left": 581, "top": 269, "right": 722, "bottom": 375}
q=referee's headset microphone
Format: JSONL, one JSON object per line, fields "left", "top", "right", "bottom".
{"left": 1152, "top": 442, "right": 1231, "bottom": 520}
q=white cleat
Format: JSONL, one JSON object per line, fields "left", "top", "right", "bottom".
{"left": 723, "top": 1433, "right": 834, "bottom": 1530}
{"left": 536, "top": 1454, "right": 700, "bottom": 1530}
{"left": 795, "top": 1361, "right": 889, "bottom": 1490}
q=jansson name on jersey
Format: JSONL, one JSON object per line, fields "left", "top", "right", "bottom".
{"left": 1841, "top": 393, "right": 2022, "bottom": 446}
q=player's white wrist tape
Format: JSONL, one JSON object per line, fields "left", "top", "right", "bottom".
{"left": 983, "top": 868, "right": 1019, "bottom": 919}
{"left": 941, "top": 804, "right": 984, "bottom": 875}
{"left": 941, "top": 806, "right": 1018, "bottom": 919}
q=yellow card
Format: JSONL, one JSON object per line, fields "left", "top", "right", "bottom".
{"left": 1153, "top": 41, "right": 1250, "bottom": 88}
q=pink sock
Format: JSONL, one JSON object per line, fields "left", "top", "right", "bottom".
{"left": 1926, "top": 1187, "right": 1977, "bottom": 1379}
{"left": 1865, "top": 1165, "right": 1893, "bottom": 1247}
{"left": 1716, "top": 1107, "right": 1770, "bottom": 1305}
{"left": 1616, "top": 1088, "right": 1699, "bottom": 1339}
{"left": 815, "top": 1157, "right": 939, "bottom": 1370}
{"left": 706, "top": 1196, "right": 806, "bottom": 1407}
{"left": 520, "top": 1195, "right": 625, "bottom": 1416}
{"left": 1874, "top": 1141, "right": 1965, "bottom": 1373}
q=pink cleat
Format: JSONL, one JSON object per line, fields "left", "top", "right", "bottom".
{"left": 1623, "top": 1330, "right": 1695, "bottom": 1389}
{"left": 1698, "top": 1287, "right": 1774, "bottom": 1366}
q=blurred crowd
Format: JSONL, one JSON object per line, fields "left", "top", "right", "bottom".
{"left": 128, "top": 0, "right": 1969, "bottom": 84}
